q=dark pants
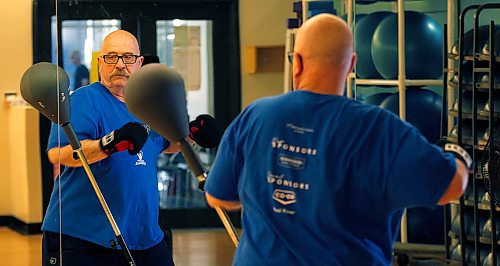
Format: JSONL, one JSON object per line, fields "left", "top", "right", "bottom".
{"left": 42, "top": 231, "right": 174, "bottom": 266}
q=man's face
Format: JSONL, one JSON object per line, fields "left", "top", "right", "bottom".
{"left": 70, "top": 54, "right": 78, "bottom": 65}
{"left": 98, "top": 35, "right": 143, "bottom": 90}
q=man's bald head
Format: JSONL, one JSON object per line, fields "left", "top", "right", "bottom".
{"left": 292, "top": 14, "right": 356, "bottom": 95}
{"left": 100, "top": 30, "right": 140, "bottom": 56}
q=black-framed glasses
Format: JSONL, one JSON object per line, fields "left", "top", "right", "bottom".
{"left": 102, "top": 54, "right": 140, "bottom": 64}
{"left": 288, "top": 52, "right": 302, "bottom": 65}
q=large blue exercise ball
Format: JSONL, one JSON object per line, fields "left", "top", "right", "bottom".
{"left": 372, "top": 11, "right": 443, "bottom": 80}
{"left": 341, "top": 14, "right": 367, "bottom": 26}
{"left": 451, "top": 25, "right": 500, "bottom": 56}
{"left": 407, "top": 207, "right": 445, "bottom": 244}
{"left": 354, "top": 12, "right": 392, "bottom": 78}
{"left": 379, "top": 87, "right": 442, "bottom": 143}
{"left": 488, "top": 29, "right": 500, "bottom": 56}
{"left": 363, "top": 92, "right": 393, "bottom": 106}
{"left": 357, "top": 0, "right": 394, "bottom": 4}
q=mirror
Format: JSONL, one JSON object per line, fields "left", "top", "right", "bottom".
{"left": 36, "top": 0, "right": 241, "bottom": 265}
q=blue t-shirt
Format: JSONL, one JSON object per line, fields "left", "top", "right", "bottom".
{"left": 205, "top": 90, "right": 456, "bottom": 265}
{"left": 43, "top": 82, "right": 169, "bottom": 250}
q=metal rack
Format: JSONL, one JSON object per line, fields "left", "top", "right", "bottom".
{"left": 444, "top": 3, "right": 500, "bottom": 265}
{"left": 344, "top": 0, "right": 458, "bottom": 245}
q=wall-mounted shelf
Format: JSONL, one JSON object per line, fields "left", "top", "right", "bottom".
{"left": 243, "top": 45, "right": 285, "bottom": 74}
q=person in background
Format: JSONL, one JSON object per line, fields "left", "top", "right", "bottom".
{"left": 204, "top": 14, "right": 470, "bottom": 265}
{"left": 70, "top": 50, "right": 89, "bottom": 90}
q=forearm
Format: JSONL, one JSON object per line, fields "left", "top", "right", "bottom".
{"left": 438, "top": 159, "right": 469, "bottom": 205}
{"left": 48, "top": 140, "right": 108, "bottom": 167}
{"left": 205, "top": 192, "right": 242, "bottom": 211}
{"left": 163, "top": 141, "right": 181, "bottom": 154}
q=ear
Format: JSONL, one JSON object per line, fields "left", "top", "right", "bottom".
{"left": 137, "top": 56, "right": 144, "bottom": 67}
{"left": 97, "top": 56, "right": 103, "bottom": 68}
{"left": 347, "top": 52, "right": 357, "bottom": 74}
{"left": 292, "top": 53, "right": 303, "bottom": 79}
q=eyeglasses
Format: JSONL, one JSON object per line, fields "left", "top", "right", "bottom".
{"left": 288, "top": 52, "right": 302, "bottom": 65}
{"left": 102, "top": 54, "right": 140, "bottom": 64}
{"left": 287, "top": 52, "right": 294, "bottom": 64}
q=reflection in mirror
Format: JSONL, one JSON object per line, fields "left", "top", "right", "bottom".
{"left": 48, "top": 5, "right": 218, "bottom": 266}
{"left": 156, "top": 19, "right": 215, "bottom": 209}
{"left": 52, "top": 18, "right": 121, "bottom": 91}
{"left": 10, "top": 0, "right": 242, "bottom": 265}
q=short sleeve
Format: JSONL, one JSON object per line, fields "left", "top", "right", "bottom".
{"left": 47, "top": 92, "right": 99, "bottom": 150}
{"left": 205, "top": 117, "right": 243, "bottom": 201}
{"left": 384, "top": 127, "right": 457, "bottom": 210}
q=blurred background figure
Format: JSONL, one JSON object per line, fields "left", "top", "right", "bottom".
{"left": 70, "top": 50, "right": 89, "bottom": 90}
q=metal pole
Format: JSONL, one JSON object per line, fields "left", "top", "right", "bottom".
{"left": 179, "top": 140, "right": 240, "bottom": 247}
{"left": 447, "top": 0, "right": 457, "bottom": 137}
{"left": 215, "top": 207, "right": 240, "bottom": 247}
{"left": 397, "top": 0, "right": 408, "bottom": 244}
{"left": 302, "top": 0, "right": 308, "bottom": 24}
{"left": 74, "top": 148, "right": 136, "bottom": 266}
{"left": 346, "top": 0, "right": 354, "bottom": 99}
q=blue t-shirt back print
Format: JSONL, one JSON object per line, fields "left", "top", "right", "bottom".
{"left": 206, "top": 90, "right": 456, "bottom": 265}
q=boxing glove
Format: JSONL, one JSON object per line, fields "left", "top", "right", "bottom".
{"left": 100, "top": 122, "right": 150, "bottom": 155}
{"left": 189, "top": 114, "right": 224, "bottom": 148}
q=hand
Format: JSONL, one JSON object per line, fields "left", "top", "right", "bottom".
{"left": 100, "top": 122, "right": 150, "bottom": 155}
{"left": 189, "top": 114, "right": 223, "bottom": 148}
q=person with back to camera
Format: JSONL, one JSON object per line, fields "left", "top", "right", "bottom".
{"left": 42, "top": 30, "right": 179, "bottom": 266}
{"left": 204, "top": 14, "right": 470, "bottom": 265}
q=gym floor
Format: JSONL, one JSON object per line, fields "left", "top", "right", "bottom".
{"left": 0, "top": 226, "right": 457, "bottom": 266}
{"left": 0, "top": 227, "right": 236, "bottom": 266}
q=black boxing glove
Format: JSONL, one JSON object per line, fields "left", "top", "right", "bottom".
{"left": 443, "top": 143, "right": 473, "bottom": 170}
{"left": 189, "top": 114, "right": 224, "bottom": 148}
{"left": 100, "top": 122, "right": 150, "bottom": 155}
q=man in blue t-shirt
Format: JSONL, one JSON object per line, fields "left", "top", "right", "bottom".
{"left": 204, "top": 14, "right": 470, "bottom": 265}
{"left": 42, "top": 30, "right": 179, "bottom": 266}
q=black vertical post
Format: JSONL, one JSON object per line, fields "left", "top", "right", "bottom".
{"left": 457, "top": 6, "right": 481, "bottom": 265}
{"left": 488, "top": 19, "right": 497, "bottom": 266}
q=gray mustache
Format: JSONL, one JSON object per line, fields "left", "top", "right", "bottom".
{"left": 110, "top": 69, "right": 130, "bottom": 78}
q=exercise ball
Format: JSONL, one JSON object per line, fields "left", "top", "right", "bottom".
{"left": 357, "top": 0, "right": 394, "bottom": 4}
{"left": 449, "top": 61, "right": 473, "bottom": 88}
{"left": 372, "top": 11, "right": 443, "bottom": 80}
{"left": 407, "top": 207, "right": 445, "bottom": 244}
{"left": 483, "top": 29, "right": 500, "bottom": 56}
{"left": 354, "top": 12, "right": 392, "bottom": 78}
{"left": 341, "top": 13, "right": 367, "bottom": 27}
{"left": 363, "top": 92, "right": 393, "bottom": 106}
{"left": 379, "top": 88, "right": 442, "bottom": 143}
{"left": 357, "top": 0, "right": 375, "bottom": 4}
{"left": 451, "top": 25, "right": 500, "bottom": 56}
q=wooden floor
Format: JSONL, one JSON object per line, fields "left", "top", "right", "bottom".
{"left": 0, "top": 227, "right": 236, "bottom": 266}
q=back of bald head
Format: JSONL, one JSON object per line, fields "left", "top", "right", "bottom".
{"left": 101, "top": 30, "right": 141, "bottom": 55}
{"left": 295, "top": 14, "right": 353, "bottom": 68}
